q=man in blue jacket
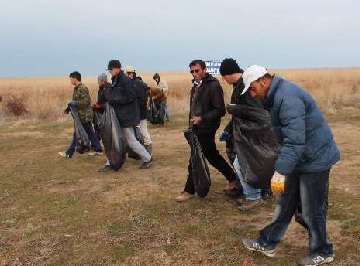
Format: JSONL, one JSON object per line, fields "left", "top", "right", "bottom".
{"left": 241, "top": 65, "right": 340, "bottom": 266}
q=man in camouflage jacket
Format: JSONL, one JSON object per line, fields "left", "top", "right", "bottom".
{"left": 58, "top": 71, "right": 103, "bottom": 158}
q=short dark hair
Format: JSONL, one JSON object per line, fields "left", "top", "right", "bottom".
{"left": 189, "top": 60, "right": 206, "bottom": 70}
{"left": 69, "top": 71, "right": 81, "bottom": 81}
{"left": 264, "top": 73, "right": 272, "bottom": 79}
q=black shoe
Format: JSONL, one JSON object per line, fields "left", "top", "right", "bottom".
{"left": 225, "top": 188, "right": 244, "bottom": 199}
{"left": 139, "top": 158, "right": 154, "bottom": 169}
{"left": 261, "top": 189, "right": 274, "bottom": 200}
{"left": 98, "top": 165, "right": 116, "bottom": 172}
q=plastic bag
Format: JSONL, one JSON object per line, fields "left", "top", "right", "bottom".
{"left": 94, "top": 103, "right": 127, "bottom": 170}
{"left": 149, "top": 99, "right": 166, "bottom": 124}
{"left": 227, "top": 104, "right": 280, "bottom": 189}
{"left": 184, "top": 126, "right": 211, "bottom": 198}
{"left": 69, "top": 105, "right": 90, "bottom": 154}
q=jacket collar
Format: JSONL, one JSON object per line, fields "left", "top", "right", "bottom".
{"left": 191, "top": 73, "right": 215, "bottom": 86}
{"left": 112, "top": 70, "right": 125, "bottom": 82}
{"left": 264, "top": 75, "right": 282, "bottom": 108}
{"left": 234, "top": 76, "right": 245, "bottom": 94}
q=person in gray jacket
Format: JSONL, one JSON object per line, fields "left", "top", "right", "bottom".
{"left": 241, "top": 65, "right": 340, "bottom": 266}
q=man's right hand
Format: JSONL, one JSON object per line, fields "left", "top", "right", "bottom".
{"left": 64, "top": 107, "right": 70, "bottom": 114}
{"left": 271, "top": 172, "right": 285, "bottom": 194}
{"left": 219, "top": 131, "right": 230, "bottom": 141}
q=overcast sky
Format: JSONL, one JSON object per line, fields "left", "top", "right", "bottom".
{"left": 1, "top": 0, "right": 359, "bottom": 77}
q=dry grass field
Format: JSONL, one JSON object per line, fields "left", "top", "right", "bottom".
{"left": 0, "top": 69, "right": 359, "bottom": 265}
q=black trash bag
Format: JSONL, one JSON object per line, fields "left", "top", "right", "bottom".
{"left": 184, "top": 126, "right": 211, "bottom": 198}
{"left": 127, "top": 126, "right": 144, "bottom": 160}
{"left": 68, "top": 105, "right": 90, "bottom": 154}
{"left": 94, "top": 103, "right": 127, "bottom": 170}
{"left": 148, "top": 99, "right": 166, "bottom": 124}
{"left": 227, "top": 104, "right": 281, "bottom": 189}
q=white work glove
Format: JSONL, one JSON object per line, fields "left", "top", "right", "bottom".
{"left": 271, "top": 171, "right": 285, "bottom": 194}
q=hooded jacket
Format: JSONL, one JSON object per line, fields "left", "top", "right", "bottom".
{"left": 189, "top": 73, "right": 226, "bottom": 134}
{"left": 264, "top": 75, "right": 340, "bottom": 175}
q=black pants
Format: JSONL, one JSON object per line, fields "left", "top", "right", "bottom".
{"left": 184, "top": 132, "right": 237, "bottom": 194}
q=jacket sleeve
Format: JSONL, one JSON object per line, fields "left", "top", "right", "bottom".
{"left": 201, "top": 82, "right": 226, "bottom": 122}
{"left": 159, "top": 80, "right": 168, "bottom": 93}
{"left": 109, "top": 78, "right": 136, "bottom": 105}
{"left": 275, "top": 95, "right": 306, "bottom": 175}
{"left": 223, "top": 118, "right": 233, "bottom": 134}
{"left": 73, "top": 87, "right": 91, "bottom": 108}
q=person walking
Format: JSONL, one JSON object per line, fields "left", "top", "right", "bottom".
{"left": 124, "top": 66, "right": 153, "bottom": 155}
{"left": 153, "top": 73, "right": 170, "bottom": 122}
{"left": 175, "top": 60, "right": 238, "bottom": 202}
{"left": 59, "top": 71, "right": 103, "bottom": 158}
{"left": 106, "top": 60, "right": 153, "bottom": 169}
{"left": 219, "top": 58, "right": 264, "bottom": 211}
{"left": 241, "top": 65, "right": 340, "bottom": 266}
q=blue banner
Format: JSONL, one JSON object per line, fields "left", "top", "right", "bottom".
{"left": 205, "top": 60, "right": 221, "bottom": 76}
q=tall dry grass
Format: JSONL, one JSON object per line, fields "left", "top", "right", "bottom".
{"left": 0, "top": 68, "right": 359, "bottom": 124}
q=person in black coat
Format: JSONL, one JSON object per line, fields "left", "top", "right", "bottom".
{"left": 219, "top": 58, "right": 267, "bottom": 211}
{"left": 124, "top": 66, "right": 153, "bottom": 154}
{"left": 175, "top": 59, "right": 238, "bottom": 202}
{"left": 106, "top": 60, "right": 153, "bottom": 170}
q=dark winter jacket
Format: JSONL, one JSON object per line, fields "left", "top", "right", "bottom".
{"left": 132, "top": 78, "right": 149, "bottom": 120}
{"left": 97, "top": 82, "right": 111, "bottom": 107}
{"left": 108, "top": 71, "right": 140, "bottom": 128}
{"left": 264, "top": 75, "right": 340, "bottom": 175}
{"left": 224, "top": 77, "right": 263, "bottom": 133}
{"left": 189, "top": 73, "right": 226, "bottom": 134}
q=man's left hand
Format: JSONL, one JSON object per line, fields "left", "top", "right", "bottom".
{"left": 190, "top": 116, "right": 202, "bottom": 125}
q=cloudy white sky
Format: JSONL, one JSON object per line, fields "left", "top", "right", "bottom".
{"left": 1, "top": 0, "right": 359, "bottom": 77}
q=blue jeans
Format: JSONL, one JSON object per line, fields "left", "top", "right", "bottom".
{"left": 66, "top": 121, "right": 102, "bottom": 156}
{"left": 233, "top": 157, "right": 261, "bottom": 200}
{"left": 257, "top": 170, "right": 333, "bottom": 256}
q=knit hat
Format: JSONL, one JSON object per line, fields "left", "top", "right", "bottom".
{"left": 219, "top": 58, "right": 243, "bottom": 76}
{"left": 98, "top": 73, "right": 108, "bottom": 82}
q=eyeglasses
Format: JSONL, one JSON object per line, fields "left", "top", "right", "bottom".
{"left": 190, "top": 69, "right": 200, "bottom": 74}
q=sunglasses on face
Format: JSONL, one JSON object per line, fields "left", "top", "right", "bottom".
{"left": 190, "top": 69, "right": 201, "bottom": 74}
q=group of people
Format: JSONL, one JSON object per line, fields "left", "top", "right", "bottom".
{"left": 59, "top": 60, "right": 169, "bottom": 170}
{"left": 59, "top": 58, "right": 339, "bottom": 266}
{"left": 175, "top": 59, "right": 339, "bottom": 266}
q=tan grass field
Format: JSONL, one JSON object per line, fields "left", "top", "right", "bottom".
{"left": 0, "top": 69, "right": 359, "bottom": 265}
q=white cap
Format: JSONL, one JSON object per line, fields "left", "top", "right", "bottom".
{"left": 124, "top": 66, "right": 136, "bottom": 73}
{"left": 242, "top": 65, "right": 268, "bottom": 92}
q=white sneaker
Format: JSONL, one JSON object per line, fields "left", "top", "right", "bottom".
{"left": 58, "top": 151, "right": 70, "bottom": 158}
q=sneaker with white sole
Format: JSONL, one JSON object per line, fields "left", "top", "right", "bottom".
{"left": 58, "top": 151, "right": 71, "bottom": 158}
{"left": 297, "top": 254, "right": 334, "bottom": 266}
{"left": 242, "top": 239, "right": 276, "bottom": 257}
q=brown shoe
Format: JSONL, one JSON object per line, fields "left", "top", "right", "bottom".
{"left": 237, "top": 199, "right": 264, "bottom": 211}
{"left": 175, "top": 192, "right": 193, "bottom": 202}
